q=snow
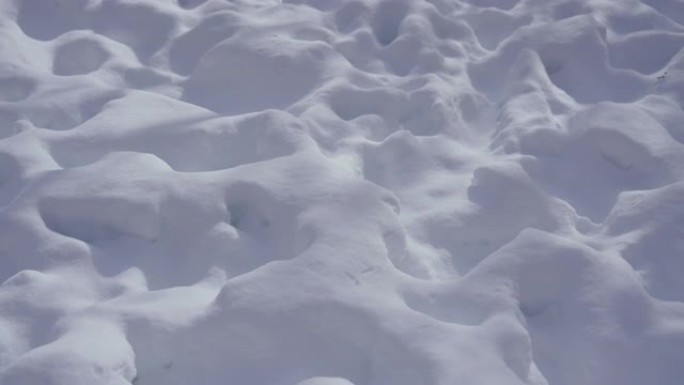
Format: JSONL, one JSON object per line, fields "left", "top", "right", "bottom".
{"left": 0, "top": 0, "right": 683, "bottom": 384}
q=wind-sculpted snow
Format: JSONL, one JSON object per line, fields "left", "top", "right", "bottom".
{"left": 1, "top": 0, "right": 684, "bottom": 384}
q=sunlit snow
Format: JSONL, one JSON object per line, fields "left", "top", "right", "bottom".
{"left": 1, "top": 0, "right": 683, "bottom": 384}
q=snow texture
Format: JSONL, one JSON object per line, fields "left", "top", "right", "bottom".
{"left": 1, "top": 0, "right": 684, "bottom": 384}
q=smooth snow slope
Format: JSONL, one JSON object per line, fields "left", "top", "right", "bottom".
{"left": 1, "top": 0, "right": 684, "bottom": 384}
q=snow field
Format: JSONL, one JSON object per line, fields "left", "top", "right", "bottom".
{"left": 0, "top": 0, "right": 684, "bottom": 384}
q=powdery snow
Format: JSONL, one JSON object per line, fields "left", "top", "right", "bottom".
{"left": 0, "top": 0, "right": 683, "bottom": 384}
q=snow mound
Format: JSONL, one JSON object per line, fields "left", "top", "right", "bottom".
{"left": 1, "top": 0, "right": 684, "bottom": 384}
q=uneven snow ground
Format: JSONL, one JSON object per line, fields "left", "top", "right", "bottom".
{"left": 1, "top": 0, "right": 684, "bottom": 384}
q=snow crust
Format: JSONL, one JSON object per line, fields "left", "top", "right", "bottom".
{"left": 1, "top": 0, "right": 684, "bottom": 384}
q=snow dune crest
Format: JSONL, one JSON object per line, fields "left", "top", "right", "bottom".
{"left": 1, "top": 0, "right": 684, "bottom": 384}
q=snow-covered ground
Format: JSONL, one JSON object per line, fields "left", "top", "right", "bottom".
{"left": 1, "top": 0, "right": 684, "bottom": 384}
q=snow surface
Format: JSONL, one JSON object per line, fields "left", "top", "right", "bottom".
{"left": 1, "top": 0, "right": 684, "bottom": 384}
